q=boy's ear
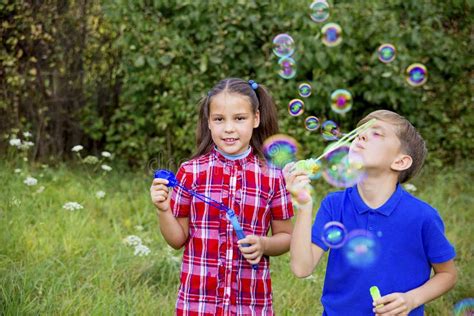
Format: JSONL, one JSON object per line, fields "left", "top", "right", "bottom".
{"left": 253, "top": 110, "right": 260, "bottom": 128}
{"left": 391, "top": 154, "right": 412, "bottom": 172}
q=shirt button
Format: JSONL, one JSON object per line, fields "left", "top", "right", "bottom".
{"left": 369, "top": 226, "right": 374, "bottom": 230}
{"left": 225, "top": 294, "right": 230, "bottom": 299}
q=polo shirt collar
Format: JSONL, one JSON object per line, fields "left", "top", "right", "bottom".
{"left": 350, "top": 183, "right": 404, "bottom": 216}
{"left": 211, "top": 146, "right": 255, "bottom": 167}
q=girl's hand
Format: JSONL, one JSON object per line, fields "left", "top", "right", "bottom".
{"left": 282, "top": 162, "right": 312, "bottom": 206}
{"left": 374, "top": 292, "right": 415, "bottom": 316}
{"left": 238, "top": 235, "right": 266, "bottom": 266}
{"left": 150, "top": 178, "right": 171, "bottom": 212}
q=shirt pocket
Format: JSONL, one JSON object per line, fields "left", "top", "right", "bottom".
{"left": 236, "top": 186, "right": 273, "bottom": 236}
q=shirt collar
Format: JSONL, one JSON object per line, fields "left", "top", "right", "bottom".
{"left": 211, "top": 146, "right": 255, "bottom": 167}
{"left": 350, "top": 183, "right": 404, "bottom": 216}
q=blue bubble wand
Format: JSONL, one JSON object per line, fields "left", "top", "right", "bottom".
{"left": 154, "top": 169, "right": 258, "bottom": 270}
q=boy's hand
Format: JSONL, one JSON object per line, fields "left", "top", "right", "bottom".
{"left": 150, "top": 178, "right": 171, "bottom": 212}
{"left": 238, "top": 235, "right": 266, "bottom": 266}
{"left": 373, "top": 292, "right": 415, "bottom": 316}
{"left": 283, "top": 162, "right": 312, "bottom": 206}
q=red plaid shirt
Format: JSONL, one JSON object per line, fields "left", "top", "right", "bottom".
{"left": 170, "top": 147, "right": 294, "bottom": 315}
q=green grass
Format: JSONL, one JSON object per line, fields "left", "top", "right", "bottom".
{"left": 0, "top": 160, "right": 472, "bottom": 315}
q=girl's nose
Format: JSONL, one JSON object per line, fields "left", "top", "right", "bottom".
{"left": 224, "top": 122, "right": 235, "bottom": 132}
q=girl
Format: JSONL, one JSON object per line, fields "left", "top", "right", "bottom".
{"left": 150, "top": 78, "right": 294, "bottom": 315}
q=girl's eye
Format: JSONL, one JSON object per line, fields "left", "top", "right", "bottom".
{"left": 236, "top": 116, "right": 246, "bottom": 121}
{"left": 214, "top": 117, "right": 223, "bottom": 122}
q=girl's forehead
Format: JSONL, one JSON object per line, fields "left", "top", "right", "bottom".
{"left": 209, "top": 92, "right": 253, "bottom": 114}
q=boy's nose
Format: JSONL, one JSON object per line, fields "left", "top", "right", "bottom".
{"left": 357, "top": 133, "right": 367, "bottom": 142}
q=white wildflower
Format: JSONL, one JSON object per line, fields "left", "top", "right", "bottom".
{"left": 63, "top": 202, "right": 84, "bottom": 211}
{"left": 96, "top": 191, "right": 106, "bottom": 199}
{"left": 83, "top": 155, "right": 99, "bottom": 164}
{"left": 36, "top": 186, "right": 45, "bottom": 194}
{"left": 14, "top": 169, "right": 21, "bottom": 173}
{"left": 101, "top": 164, "right": 112, "bottom": 172}
{"left": 9, "top": 138, "right": 21, "bottom": 147}
{"left": 19, "top": 141, "right": 34, "bottom": 150}
{"left": 101, "top": 151, "right": 112, "bottom": 158}
{"left": 23, "top": 131, "right": 32, "bottom": 138}
{"left": 71, "top": 145, "right": 83, "bottom": 152}
{"left": 123, "top": 235, "right": 142, "bottom": 246}
{"left": 24, "top": 176, "right": 38, "bottom": 186}
{"left": 134, "top": 244, "right": 151, "bottom": 256}
{"left": 404, "top": 183, "right": 417, "bottom": 192}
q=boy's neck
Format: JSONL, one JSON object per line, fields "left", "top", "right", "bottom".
{"left": 357, "top": 173, "right": 398, "bottom": 209}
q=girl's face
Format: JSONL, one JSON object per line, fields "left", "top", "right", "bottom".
{"left": 208, "top": 92, "right": 260, "bottom": 156}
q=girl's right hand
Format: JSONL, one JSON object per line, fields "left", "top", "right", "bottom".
{"left": 283, "top": 162, "right": 312, "bottom": 206}
{"left": 150, "top": 178, "right": 171, "bottom": 212}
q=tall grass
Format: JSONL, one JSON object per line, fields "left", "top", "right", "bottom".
{"left": 0, "top": 160, "right": 472, "bottom": 315}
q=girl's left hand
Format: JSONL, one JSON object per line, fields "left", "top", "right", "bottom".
{"left": 373, "top": 292, "right": 415, "bottom": 316}
{"left": 237, "top": 235, "right": 266, "bottom": 266}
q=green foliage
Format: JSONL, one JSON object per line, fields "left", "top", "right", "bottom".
{"left": 1, "top": 0, "right": 473, "bottom": 167}
{"left": 0, "top": 160, "right": 472, "bottom": 314}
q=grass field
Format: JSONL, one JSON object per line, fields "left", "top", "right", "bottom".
{"left": 1, "top": 158, "right": 472, "bottom": 315}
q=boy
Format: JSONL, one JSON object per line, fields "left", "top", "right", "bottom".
{"left": 286, "top": 110, "right": 457, "bottom": 315}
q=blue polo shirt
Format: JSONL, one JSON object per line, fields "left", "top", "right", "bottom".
{"left": 311, "top": 184, "right": 456, "bottom": 316}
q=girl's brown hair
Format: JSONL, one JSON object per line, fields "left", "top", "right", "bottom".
{"left": 193, "top": 78, "right": 279, "bottom": 160}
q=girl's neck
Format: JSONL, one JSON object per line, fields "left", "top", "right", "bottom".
{"left": 215, "top": 146, "right": 251, "bottom": 160}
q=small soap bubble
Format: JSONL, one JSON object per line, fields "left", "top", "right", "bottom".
{"left": 278, "top": 57, "right": 297, "bottom": 79}
{"left": 322, "top": 145, "right": 365, "bottom": 188}
{"left": 309, "top": 0, "right": 330, "bottom": 23}
{"left": 406, "top": 63, "right": 428, "bottom": 86}
{"left": 321, "top": 23, "right": 342, "bottom": 47}
{"left": 330, "top": 89, "right": 353, "bottom": 114}
{"left": 288, "top": 99, "right": 304, "bottom": 116}
{"left": 377, "top": 43, "right": 396, "bottom": 63}
{"left": 453, "top": 298, "right": 474, "bottom": 316}
{"left": 342, "top": 229, "right": 379, "bottom": 268}
{"left": 322, "top": 221, "right": 347, "bottom": 248}
{"left": 305, "top": 116, "right": 320, "bottom": 131}
{"left": 263, "top": 134, "right": 298, "bottom": 169}
{"left": 298, "top": 83, "right": 312, "bottom": 97}
{"left": 321, "top": 120, "right": 340, "bottom": 141}
{"left": 272, "top": 33, "right": 295, "bottom": 58}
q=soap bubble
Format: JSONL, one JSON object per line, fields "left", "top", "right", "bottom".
{"left": 322, "top": 23, "right": 342, "bottom": 47}
{"left": 272, "top": 33, "right": 295, "bottom": 58}
{"left": 305, "top": 116, "right": 320, "bottom": 131}
{"left": 321, "top": 120, "right": 340, "bottom": 141}
{"left": 298, "top": 83, "right": 312, "bottom": 97}
{"left": 278, "top": 57, "right": 297, "bottom": 79}
{"left": 377, "top": 43, "right": 396, "bottom": 63}
{"left": 263, "top": 134, "right": 298, "bottom": 169}
{"left": 322, "top": 145, "right": 365, "bottom": 188}
{"left": 293, "top": 159, "right": 322, "bottom": 180}
{"left": 342, "top": 229, "right": 379, "bottom": 268}
{"left": 288, "top": 99, "right": 304, "bottom": 116}
{"left": 453, "top": 298, "right": 474, "bottom": 316}
{"left": 330, "top": 89, "right": 353, "bottom": 114}
{"left": 406, "top": 63, "right": 428, "bottom": 86}
{"left": 309, "top": 0, "right": 330, "bottom": 23}
{"left": 322, "top": 221, "right": 347, "bottom": 248}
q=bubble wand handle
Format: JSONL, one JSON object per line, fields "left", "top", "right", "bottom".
{"left": 154, "top": 169, "right": 258, "bottom": 270}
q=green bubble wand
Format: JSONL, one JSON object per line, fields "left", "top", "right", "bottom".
{"left": 292, "top": 118, "right": 377, "bottom": 176}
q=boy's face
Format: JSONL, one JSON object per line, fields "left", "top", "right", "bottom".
{"left": 208, "top": 92, "right": 260, "bottom": 156}
{"left": 350, "top": 120, "right": 411, "bottom": 174}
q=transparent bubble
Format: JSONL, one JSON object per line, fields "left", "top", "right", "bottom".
{"left": 322, "top": 145, "right": 365, "bottom": 188}
{"left": 298, "top": 83, "right": 312, "bottom": 97}
{"left": 278, "top": 56, "right": 297, "bottom": 79}
{"left": 263, "top": 134, "right": 298, "bottom": 169}
{"left": 406, "top": 63, "right": 428, "bottom": 86}
{"left": 272, "top": 33, "right": 295, "bottom": 58}
{"left": 293, "top": 159, "right": 322, "bottom": 180}
{"left": 342, "top": 230, "right": 379, "bottom": 268}
{"left": 322, "top": 23, "right": 342, "bottom": 47}
{"left": 309, "top": 0, "right": 330, "bottom": 23}
{"left": 377, "top": 43, "right": 396, "bottom": 63}
{"left": 305, "top": 116, "right": 320, "bottom": 131}
{"left": 453, "top": 298, "right": 474, "bottom": 316}
{"left": 321, "top": 120, "right": 340, "bottom": 141}
{"left": 288, "top": 99, "right": 304, "bottom": 116}
{"left": 330, "top": 89, "right": 353, "bottom": 114}
{"left": 322, "top": 221, "right": 347, "bottom": 248}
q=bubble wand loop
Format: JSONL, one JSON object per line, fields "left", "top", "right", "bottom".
{"left": 292, "top": 119, "right": 377, "bottom": 173}
{"left": 154, "top": 170, "right": 258, "bottom": 270}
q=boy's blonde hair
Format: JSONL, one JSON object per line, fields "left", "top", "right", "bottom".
{"left": 357, "top": 110, "right": 427, "bottom": 183}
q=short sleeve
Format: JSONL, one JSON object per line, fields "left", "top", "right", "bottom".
{"left": 311, "top": 197, "right": 333, "bottom": 252}
{"left": 269, "top": 170, "right": 294, "bottom": 220}
{"left": 422, "top": 210, "right": 456, "bottom": 263}
{"left": 170, "top": 163, "right": 192, "bottom": 218}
